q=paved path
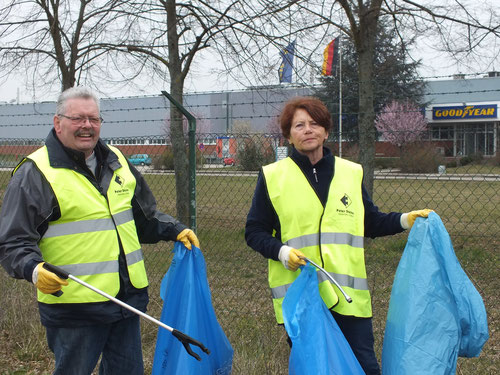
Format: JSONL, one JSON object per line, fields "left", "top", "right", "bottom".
{"left": 2, "top": 167, "right": 499, "bottom": 181}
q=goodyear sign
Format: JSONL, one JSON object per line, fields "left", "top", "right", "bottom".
{"left": 432, "top": 104, "right": 497, "bottom": 120}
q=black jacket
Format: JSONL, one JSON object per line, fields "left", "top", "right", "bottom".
{"left": 245, "top": 147, "right": 405, "bottom": 260}
{"left": 0, "top": 129, "right": 186, "bottom": 327}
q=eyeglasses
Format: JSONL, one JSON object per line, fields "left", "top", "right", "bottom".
{"left": 58, "top": 114, "right": 103, "bottom": 126}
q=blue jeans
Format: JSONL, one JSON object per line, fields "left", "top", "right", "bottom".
{"left": 46, "top": 315, "right": 144, "bottom": 375}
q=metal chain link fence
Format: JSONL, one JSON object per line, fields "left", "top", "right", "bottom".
{"left": 0, "top": 132, "right": 498, "bottom": 374}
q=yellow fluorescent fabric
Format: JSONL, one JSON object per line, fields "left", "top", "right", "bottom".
{"left": 27, "top": 146, "right": 148, "bottom": 304}
{"left": 263, "top": 156, "right": 371, "bottom": 323}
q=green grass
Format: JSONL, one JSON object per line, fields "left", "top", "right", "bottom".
{"left": 0, "top": 155, "right": 22, "bottom": 169}
{"left": 0, "top": 171, "right": 12, "bottom": 193}
{"left": 446, "top": 163, "right": 500, "bottom": 175}
{"left": 0, "top": 171, "right": 498, "bottom": 374}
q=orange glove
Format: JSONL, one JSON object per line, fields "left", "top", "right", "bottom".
{"left": 32, "top": 262, "right": 68, "bottom": 294}
{"left": 278, "top": 246, "right": 307, "bottom": 271}
{"left": 176, "top": 229, "right": 200, "bottom": 250}
{"left": 401, "top": 209, "right": 434, "bottom": 229}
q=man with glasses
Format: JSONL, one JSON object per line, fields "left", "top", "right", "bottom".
{"left": 0, "top": 86, "right": 199, "bottom": 374}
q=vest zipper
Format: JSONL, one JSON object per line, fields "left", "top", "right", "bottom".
{"left": 313, "top": 167, "right": 318, "bottom": 182}
{"left": 318, "top": 209, "right": 326, "bottom": 268}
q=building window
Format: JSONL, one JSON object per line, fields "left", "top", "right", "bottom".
{"left": 456, "top": 122, "right": 495, "bottom": 156}
{"left": 199, "top": 135, "right": 217, "bottom": 145}
{"left": 151, "top": 138, "right": 167, "bottom": 145}
{"left": 432, "top": 125, "right": 454, "bottom": 140}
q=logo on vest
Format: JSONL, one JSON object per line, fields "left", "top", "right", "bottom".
{"left": 114, "top": 175, "right": 129, "bottom": 195}
{"left": 337, "top": 193, "right": 354, "bottom": 217}
{"left": 340, "top": 193, "right": 352, "bottom": 208}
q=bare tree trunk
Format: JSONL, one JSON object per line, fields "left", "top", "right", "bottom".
{"left": 169, "top": 84, "right": 190, "bottom": 225}
{"left": 39, "top": 0, "right": 79, "bottom": 91}
{"left": 166, "top": 0, "right": 190, "bottom": 225}
{"left": 350, "top": 0, "right": 382, "bottom": 197}
{"left": 357, "top": 45, "right": 376, "bottom": 196}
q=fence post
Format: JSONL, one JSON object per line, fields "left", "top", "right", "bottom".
{"left": 161, "top": 91, "right": 197, "bottom": 232}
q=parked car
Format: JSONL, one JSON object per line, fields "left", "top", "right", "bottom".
{"left": 128, "top": 153, "right": 152, "bottom": 166}
{"left": 223, "top": 157, "right": 235, "bottom": 166}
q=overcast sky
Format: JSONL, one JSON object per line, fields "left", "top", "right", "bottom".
{"left": 0, "top": 1, "right": 498, "bottom": 104}
{"left": 2, "top": 47, "right": 495, "bottom": 105}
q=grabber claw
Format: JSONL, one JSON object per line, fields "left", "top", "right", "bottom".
{"left": 42, "top": 263, "right": 210, "bottom": 360}
{"left": 172, "top": 329, "right": 210, "bottom": 361}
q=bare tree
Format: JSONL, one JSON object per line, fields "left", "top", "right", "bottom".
{"left": 254, "top": 0, "right": 500, "bottom": 195}
{"left": 0, "top": 0, "right": 235, "bottom": 224}
{"left": 0, "top": 0, "right": 295, "bottom": 224}
{"left": 118, "top": 0, "right": 272, "bottom": 224}
{"left": 163, "top": 111, "right": 214, "bottom": 141}
{"left": 2, "top": 0, "right": 497, "bottom": 204}
{"left": 0, "top": 0, "right": 132, "bottom": 96}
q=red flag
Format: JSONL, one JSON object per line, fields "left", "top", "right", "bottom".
{"left": 322, "top": 38, "right": 339, "bottom": 76}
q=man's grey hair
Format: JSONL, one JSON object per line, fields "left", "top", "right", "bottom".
{"left": 55, "top": 86, "right": 100, "bottom": 115}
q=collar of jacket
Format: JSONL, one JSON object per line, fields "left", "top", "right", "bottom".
{"left": 44, "top": 128, "right": 119, "bottom": 171}
{"left": 289, "top": 145, "right": 334, "bottom": 170}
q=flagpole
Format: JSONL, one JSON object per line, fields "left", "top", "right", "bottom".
{"left": 338, "top": 37, "right": 343, "bottom": 158}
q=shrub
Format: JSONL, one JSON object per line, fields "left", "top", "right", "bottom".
{"left": 446, "top": 160, "right": 458, "bottom": 168}
{"left": 460, "top": 152, "right": 484, "bottom": 166}
{"left": 153, "top": 147, "right": 203, "bottom": 170}
{"left": 399, "top": 142, "right": 444, "bottom": 173}
{"left": 237, "top": 138, "right": 275, "bottom": 171}
{"left": 340, "top": 143, "right": 360, "bottom": 160}
{"left": 154, "top": 148, "right": 175, "bottom": 170}
{"left": 193, "top": 148, "right": 205, "bottom": 167}
{"left": 459, "top": 155, "right": 473, "bottom": 166}
{"left": 375, "top": 157, "right": 399, "bottom": 169}
{"left": 470, "top": 152, "right": 484, "bottom": 163}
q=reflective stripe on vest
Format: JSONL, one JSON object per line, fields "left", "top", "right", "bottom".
{"left": 56, "top": 248, "right": 144, "bottom": 277}
{"left": 271, "top": 269, "right": 369, "bottom": 300}
{"left": 43, "top": 209, "right": 133, "bottom": 238}
{"left": 284, "top": 232, "right": 364, "bottom": 249}
{"left": 27, "top": 145, "right": 148, "bottom": 304}
{"left": 263, "top": 156, "right": 371, "bottom": 323}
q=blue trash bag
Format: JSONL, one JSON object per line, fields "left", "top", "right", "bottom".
{"left": 152, "top": 242, "right": 233, "bottom": 375}
{"left": 382, "top": 212, "right": 489, "bottom": 375}
{"left": 282, "top": 263, "right": 365, "bottom": 375}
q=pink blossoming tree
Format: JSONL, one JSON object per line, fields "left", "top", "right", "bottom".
{"left": 375, "top": 100, "right": 428, "bottom": 149}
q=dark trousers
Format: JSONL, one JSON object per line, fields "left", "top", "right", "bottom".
{"left": 286, "top": 311, "right": 381, "bottom": 375}
{"left": 46, "top": 315, "right": 144, "bottom": 375}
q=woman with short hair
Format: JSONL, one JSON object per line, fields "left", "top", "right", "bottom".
{"left": 245, "top": 96, "right": 431, "bottom": 374}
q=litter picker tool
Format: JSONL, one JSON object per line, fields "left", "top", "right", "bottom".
{"left": 299, "top": 256, "right": 353, "bottom": 303}
{"left": 43, "top": 263, "right": 210, "bottom": 361}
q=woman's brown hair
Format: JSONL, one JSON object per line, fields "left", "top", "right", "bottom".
{"left": 279, "top": 96, "right": 332, "bottom": 139}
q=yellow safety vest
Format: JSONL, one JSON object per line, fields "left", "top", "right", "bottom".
{"left": 26, "top": 145, "right": 148, "bottom": 304}
{"left": 263, "top": 156, "right": 371, "bottom": 323}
